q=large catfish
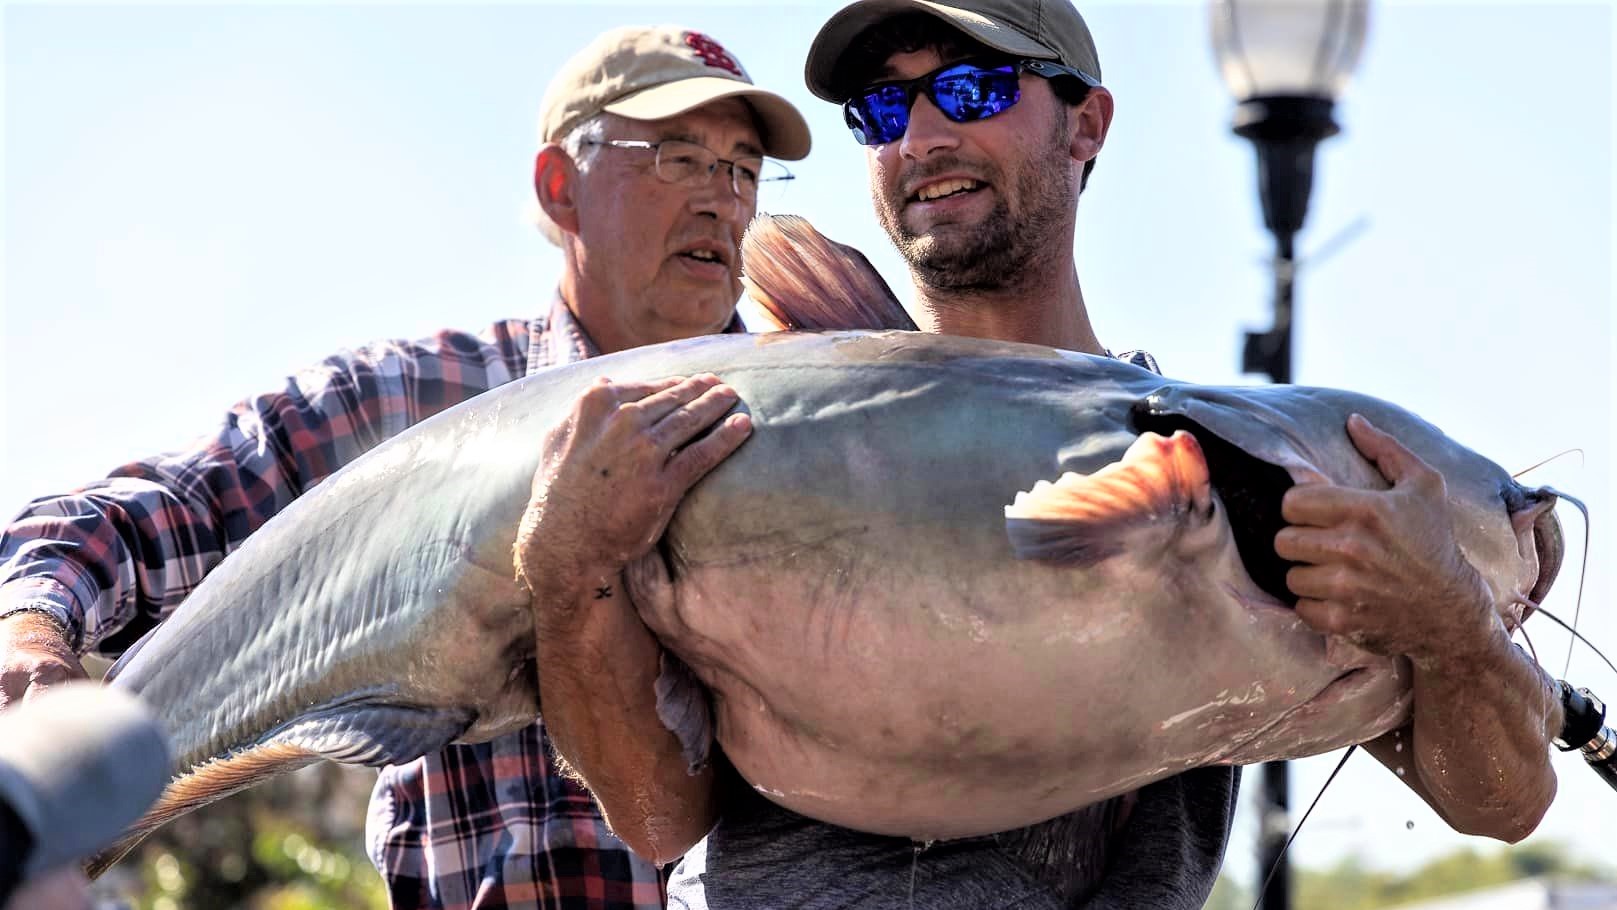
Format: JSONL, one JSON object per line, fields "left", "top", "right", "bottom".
{"left": 88, "top": 216, "right": 1563, "bottom": 875}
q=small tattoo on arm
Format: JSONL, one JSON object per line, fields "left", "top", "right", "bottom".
{"left": 594, "top": 585, "right": 613, "bottom": 599}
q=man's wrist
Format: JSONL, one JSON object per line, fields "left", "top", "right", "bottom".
{"left": 0, "top": 578, "right": 82, "bottom": 649}
{"left": 0, "top": 605, "right": 72, "bottom": 641}
{"left": 530, "top": 561, "right": 621, "bottom": 603}
{"left": 515, "top": 535, "right": 617, "bottom": 592}
{"left": 1408, "top": 574, "right": 1510, "bottom": 666}
{"left": 1412, "top": 611, "right": 1518, "bottom": 683}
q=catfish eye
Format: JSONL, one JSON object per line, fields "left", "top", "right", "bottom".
{"left": 1503, "top": 484, "right": 1560, "bottom": 548}
{"left": 1501, "top": 483, "right": 1528, "bottom": 514}
{"left": 1501, "top": 482, "right": 1556, "bottom": 517}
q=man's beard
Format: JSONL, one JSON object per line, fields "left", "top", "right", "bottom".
{"left": 878, "top": 130, "right": 1075, "bottom": 292}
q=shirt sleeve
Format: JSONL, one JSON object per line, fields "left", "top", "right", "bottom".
{"left": 0, "top": 320, "right": 530, "bottom": 656}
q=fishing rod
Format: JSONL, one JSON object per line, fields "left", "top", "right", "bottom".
{"left": 1554, "top": 680, "right": 1617, "bottom": 791}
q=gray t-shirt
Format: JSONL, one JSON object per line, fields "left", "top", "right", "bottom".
{"left": 667, "top": 765, "right": 1239, "bottom": 909}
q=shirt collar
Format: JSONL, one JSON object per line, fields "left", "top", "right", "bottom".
{"left": 525, "top": 293, "right": 746, "bottom": 377}
{"left": 525, "top": 295, "right": 599, "bottom": 376}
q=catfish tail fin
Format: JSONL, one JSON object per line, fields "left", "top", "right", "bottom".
{"left": 84, "top": 742, "right": 319, "bottom": 879}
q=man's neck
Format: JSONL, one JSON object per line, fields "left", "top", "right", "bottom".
{"left": 910, "top": 261, "right": 1105, "bottom": 355}
{"left": 559, "top": 264, "right": 636, "bottom": 355}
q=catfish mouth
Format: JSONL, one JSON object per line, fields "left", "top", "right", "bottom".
{"left": 1132, "top": 411, "right": 1299, "bottom": 608}
{"left": 1528, "top": 507, "right": 1564, "bottom": 607}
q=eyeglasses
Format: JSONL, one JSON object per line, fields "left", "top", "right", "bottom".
{"left": 843, "top": 58, "right": 1099, "bottom": 147}
{"left": 583, "top": 138, "right": 793, "bottom": 201}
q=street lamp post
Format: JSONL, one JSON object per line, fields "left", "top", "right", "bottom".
{"left": 1209, "top": 2, "right": 1370, "bottom": 908}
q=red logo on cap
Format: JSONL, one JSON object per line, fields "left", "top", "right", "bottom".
{"left": 684, "top": 32, "right": 742, "bottom": 77}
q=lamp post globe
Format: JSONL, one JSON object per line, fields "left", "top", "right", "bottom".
{"left": 1212, "top": 0, "right": 1369, "bottom": 254}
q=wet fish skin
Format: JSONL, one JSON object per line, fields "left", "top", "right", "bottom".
{"left": 85, "top": 221, "right": 1562, "bottom": 872}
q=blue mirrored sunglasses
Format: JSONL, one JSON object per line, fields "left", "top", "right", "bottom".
{"left": 843, "top": 58, "right": 1098, "bottom": 147}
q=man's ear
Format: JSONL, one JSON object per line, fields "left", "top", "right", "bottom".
{"left": 535, "top": 144, "right": 582, "bottom": 237}
{"left": 1070, "top": 86, "right": 1115, "bottom": 165}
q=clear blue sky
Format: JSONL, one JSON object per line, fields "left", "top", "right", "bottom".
{"left": 3, "top": 0, "right": 1612, "bottom": 885}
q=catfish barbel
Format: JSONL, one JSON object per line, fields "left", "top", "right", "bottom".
{"left": 87, "top": 216, "right": 1564, "bottom": 875}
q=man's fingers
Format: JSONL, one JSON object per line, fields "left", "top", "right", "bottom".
{"left": 0, "top": 669, "right": 27, "bottom": 707}
{"left": 23, "top": 659, "right": 86, "bottom": 700}
{"left": 0, "top": 656, "right": 83, "bottom": 707}
{"left": 1280, "top": 483, "right": 1379, "bottom": 527}
{"left": 1285, "top": 563, "right": 1348, "bottom": 602}
{"left": 649, "top": 383, "right": 741, "bottom": 451}
{"left": 669, "top": 413, "right": 753, "bottom": 487}
{"left": 1274, "top": 525, "right": 1345, "bottom": 565}
{"left": 630, "top": 374, "right": 723, "bottom": 425}
{"left": 1293, "top": 598, "right": 1349, "bottom": 638}
{"left": 1347, "top": 413, "right": 1432, "bottom": 488}
{"left": 601, "top": 376, "right": 689, "bottom": 406}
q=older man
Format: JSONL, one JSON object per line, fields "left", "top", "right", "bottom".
{"left": 0, "top": 24, "right": 808, "bottom": 910}
{"left": 549, "top": 3, "right": 1562, "bottom": 909}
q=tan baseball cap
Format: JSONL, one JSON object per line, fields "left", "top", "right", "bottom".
{"left": 540, "top": 25, "right": 811, "bottom": 161}
{"left": 805, "top": 0, "right": 1102, "bottom": 102}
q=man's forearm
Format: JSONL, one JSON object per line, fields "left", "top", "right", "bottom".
{"left": 0, "top": 329, "right": 518, "bottom": 657}
{"left": 535, "top": 570, "right": 716, "bottom": 866}
{"left": 1369, "top": 630, "right": 1561, "bottom": 842}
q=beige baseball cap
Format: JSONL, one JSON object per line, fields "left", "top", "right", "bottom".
{"left": 805, "top": 0, "right": 1102, "bottom": 102}
{"left": 540, "top": 25, "right": 811, "bottom": 161}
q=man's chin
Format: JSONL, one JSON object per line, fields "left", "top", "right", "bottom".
{"left": 655, "top": 297, "right": 738, "bottom": 340}
{"left": 902, "top": 234, "right": 982, "bottom": 272}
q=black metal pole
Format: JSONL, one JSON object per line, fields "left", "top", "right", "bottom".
{"left": 1253, "top": 236, "right": 1295, "bottom": 910}
{"left": 1235, "top": 94, "right": 1339, "bottom": 910}
{"left": 1243, "top": 232, "right": 1296, "bottom": 385}
{"left": 1257, "top": 758, "right": 1291, "bottom": 910}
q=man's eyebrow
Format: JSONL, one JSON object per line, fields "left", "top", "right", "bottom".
{"left": 661, "top": 131, "right": 766, "bottom": 159}
{"left": 873, "top": 61, "right": 903, "bottom": 81}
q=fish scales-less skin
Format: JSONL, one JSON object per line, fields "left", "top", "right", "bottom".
{"left": 632, "top": 343, "right": 1394, "bottom": 838}
{"left": 102, "top": 367, "right": 580, "bottom": 774}
{"left": 100, "top": 329, "right": 1555, "bottom": 859}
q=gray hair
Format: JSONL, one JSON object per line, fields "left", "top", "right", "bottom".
{"left": 533, "top": 114, "right": 609, "bottom": 247}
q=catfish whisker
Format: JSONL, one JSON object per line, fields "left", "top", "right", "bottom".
{"left": 1510, "top": 599, "right": 1541, "bottom": 669}
{"left": 1511, "top": 449, "right": 1584, "bottom": 481}
{"left": 1248, "top": 745, "right": 1359, "bottom": 910}
{"left": 1536, "top": 488, "right": 1592, "bottom": 677}
{"left": 1507, "top": 606, "right": 1565, "bottom": 722}
{"left": 1519, "top": 597, "right": 1617, "bottom": 679}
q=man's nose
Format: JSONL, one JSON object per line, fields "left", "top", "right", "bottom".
{"left": 687, "top": 165, "right": 748, "bottom": 223}
{"left": 899, "top": 95, "right": 961, "bottom": 160}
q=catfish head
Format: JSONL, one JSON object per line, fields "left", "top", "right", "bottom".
{"left": 1037, "top": 381, "right": 1566, "bottom": 762}
{"left": 1134, "top": 383, "right": 1562, "bottom": 620}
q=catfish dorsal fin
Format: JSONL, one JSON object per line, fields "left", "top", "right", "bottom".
{"left": 740, "top": 213, "right": 917, "bottom": 332}
{"left": 1005, "top": 430, "right": 1213, "bottom": 565}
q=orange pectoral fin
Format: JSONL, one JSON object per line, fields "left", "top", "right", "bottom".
{"left": 1005, "top": 430, "right": 1213, "bottom": 565}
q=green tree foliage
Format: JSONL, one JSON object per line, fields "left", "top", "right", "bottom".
{"left": 83, "top": 762, "right": 1609, "bottom": 910}
{"left": 1213, "top": 841, "right": 1613, "bottom": 910}
{"left": 90, "top": 764, "right": 386, "bottom": 910}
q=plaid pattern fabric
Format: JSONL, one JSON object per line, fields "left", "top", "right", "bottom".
{"left": 0, "top": 297, "right": 668, "bottom": 908}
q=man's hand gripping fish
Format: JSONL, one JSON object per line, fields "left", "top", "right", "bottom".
{"left": 87, "top": 215, "right": 1564, "bottom": 876}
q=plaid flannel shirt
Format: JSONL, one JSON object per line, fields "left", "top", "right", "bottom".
{"left": 0, "top": 296, "right": 688, "bottom": 909}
